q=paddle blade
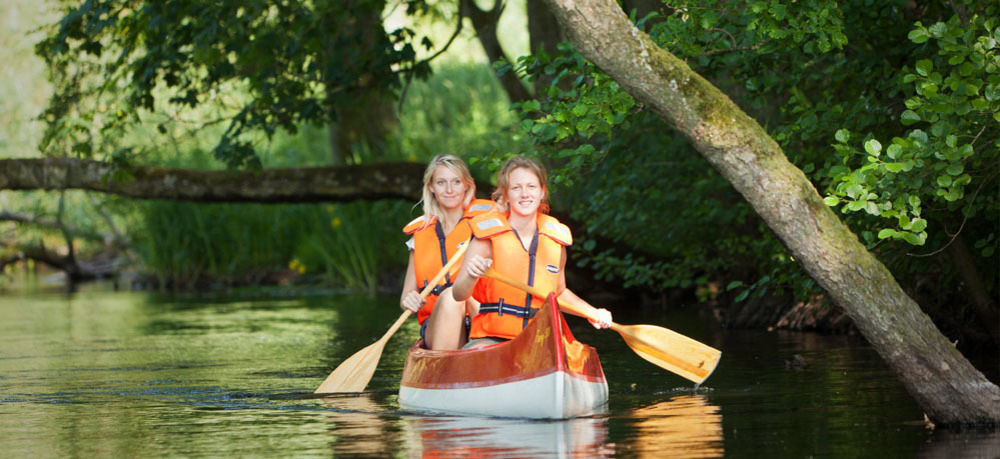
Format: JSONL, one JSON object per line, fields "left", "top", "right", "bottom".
{"left": 615, "top": 324, "right": 721, "bottom": 384}
{"left": 314, "top": 340, "right": 386, "bottom": 394}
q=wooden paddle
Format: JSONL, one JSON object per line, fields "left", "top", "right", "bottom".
{"left": 483, "top": 268, "right": 722, "bottom": 384}
{"left": 314, "top": 240, "right": 470, "bottom": 394}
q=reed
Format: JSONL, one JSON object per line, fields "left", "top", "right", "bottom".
{"left": 133, "top": 200, "right": 412, "bottom": 291}
{"left": 133, "top": 202, "right": 304, "bottom": 288}
{"left": 294, "top": 201, "right": 412, "bottom": 294}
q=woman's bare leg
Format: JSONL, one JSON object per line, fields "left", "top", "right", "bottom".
{"left": 423, "top": 287, "right": 468, "bottom": 350}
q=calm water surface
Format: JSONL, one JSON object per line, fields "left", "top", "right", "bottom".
{"left": 1, "top": 280, "right": 997, "bottom": 457}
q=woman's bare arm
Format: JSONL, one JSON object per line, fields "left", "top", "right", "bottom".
{"left": 451, "top": 238, "right": 492, "bottom": 302}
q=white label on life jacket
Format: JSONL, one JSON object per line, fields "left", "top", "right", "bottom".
{"left": 476, "top": 218, "right": 503, "bottom": 231}
{"left": 544, "top": 221, "right": 568, "bottom": 239}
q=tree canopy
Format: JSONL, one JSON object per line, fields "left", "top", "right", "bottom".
{"left": 37, "top": 0, "right": 436, "bottom": 168}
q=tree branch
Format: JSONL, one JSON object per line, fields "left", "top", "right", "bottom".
{"left": 0, "top": 158, "right": 426, "bottom": 203}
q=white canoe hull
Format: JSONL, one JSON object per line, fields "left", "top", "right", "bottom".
{"left": 399, "top": 294, "right": 608, "bottom": 419}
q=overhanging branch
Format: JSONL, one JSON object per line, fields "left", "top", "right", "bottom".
{"left": 0, "top": 158, "right": 426, "bottom": 203}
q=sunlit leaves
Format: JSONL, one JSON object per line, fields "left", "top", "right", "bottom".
{"left": 824, "top": 9, "right": 999, "bottom": 249}
{"left": 507, "top": 42, "right": 636, "bottom": 185}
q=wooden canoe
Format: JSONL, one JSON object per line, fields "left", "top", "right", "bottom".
{"left": 398, "top": 293, "right": 609, "bottom": 419}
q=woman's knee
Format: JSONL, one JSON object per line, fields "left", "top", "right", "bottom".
{"left": 433, "top": 288, "right": 467, "bottom": 316}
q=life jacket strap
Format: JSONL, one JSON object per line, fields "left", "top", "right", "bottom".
{"left": 421, "top": 280, "right": 453, "bottom": 297}
{"left": 478, "top": 300, "right": 537, "bottom": 320}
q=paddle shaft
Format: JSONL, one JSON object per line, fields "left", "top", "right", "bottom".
{"left": 382, "top": 238, "right": 472, "bottom": 340}
{"left": 314, "top": 239, "right": 470, "bottom": 393}
{"left": 482, "top": 268, "right": 721, "bottom": 383}
{"left": 380, "top": 237, "right": 470, "bottom": 341}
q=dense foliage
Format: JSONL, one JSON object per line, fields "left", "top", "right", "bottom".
{"left": 37, "top": 0, "right": 433, "bottom": 168}
{"left": 504, "top": 1, "right": 997, "bottom": 329}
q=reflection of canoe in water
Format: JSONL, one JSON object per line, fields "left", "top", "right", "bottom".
{"left": 404, "top": 415, "right": 609, "bottom": 457}
{"left": 399, "top": 294, "right": 608, "bottom": 419}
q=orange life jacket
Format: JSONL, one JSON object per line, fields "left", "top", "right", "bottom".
{"left": 468, "top": 211, "right": 572, "bottom": 339}
{"left": 403, "top": 199, "right": 495, "bottom": 324}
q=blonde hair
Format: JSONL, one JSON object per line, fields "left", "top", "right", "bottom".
{"left": 421, "top": 154, "right": 476, "bottom": 222}
{"left": 492, "top": 155, "right": 549, "bottom": 214}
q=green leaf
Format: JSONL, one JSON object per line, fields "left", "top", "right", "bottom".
{"left": 886, "top": 144, "right": 902, "bottom": 159}
{"left": 835, "top": 129, "right": 850, "bottom": 143}
{"left": 946, "top": 162, "right": 964, "bottom": 175}
{"left": 522, "top": 100, "right": 541, "bottom": 113}
{"left": 908, "top": 27, "right": 930, "bottom": 44}
{"left": 823, "top": 196, "right": 839, "bottom": 206}
{"left": 910, "top": 218, "right": 927, "bottom": 232}
{"left": 865, "top": 201, "right": 879, "bottom": 215}
{"left": 884, "top": 162, "right": 905, "bottom": 172}
{"left": 915, "top": 59, "right": 933, "bottom": 76}
{"left": 937, "top": 175, "right": 953, "bottom": 187}
{"left": 902, "top": 231, "right": 927, "bottom": 246}
{"left": 928, "top": 22, "right": 948, "bottom": 38}
{"left": 864, "top": 139, "right": 882, "bottom": 156}
{"left": 900, "top": 110, "right": 920, "bottom": 125}
{"left": 878, "top": 228, "right": 897, "bottom": 239}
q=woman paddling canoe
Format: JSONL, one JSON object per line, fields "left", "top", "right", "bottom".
{"left": 399, "top": 154, "right": 495, "bottom": 350}
{"left": 452, "top": 155, "right": 612, "bottom": 348}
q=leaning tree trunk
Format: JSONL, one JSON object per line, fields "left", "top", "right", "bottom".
{"left": 542, "top": 0, "right": 1000, "bottom": 425}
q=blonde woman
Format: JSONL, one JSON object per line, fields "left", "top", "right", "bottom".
{"left": 400, "top": 154, "right": 494, "bottom": 350}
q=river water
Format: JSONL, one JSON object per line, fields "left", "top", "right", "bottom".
{"left": 1, "top": 279, "right": 997, "bottom": 457}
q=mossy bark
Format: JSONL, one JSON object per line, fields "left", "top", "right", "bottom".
{"left": 0, "top": 158, "right": 425, "bottom": 203}
{"left": 544, "top": 0, "right": 999, "bottom": 425}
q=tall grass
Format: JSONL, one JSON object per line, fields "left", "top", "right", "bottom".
{"left": 294, "top": 201, "right": 413, "bottom": 294}
{"left": 133, "top": 200, "right": 414, "bottom": 292}
{"left": 133, "top": 202, "right": 309, "bottom": 288}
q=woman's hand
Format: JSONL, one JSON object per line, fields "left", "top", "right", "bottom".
{"left": 588, "top": 308, "right": 613, "bottom": 329}
{"left": 464, "top": 255, "right": 492, "bottom": 279}
{"left": 401, "top": 290, "right": 425, "bottom": 313}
